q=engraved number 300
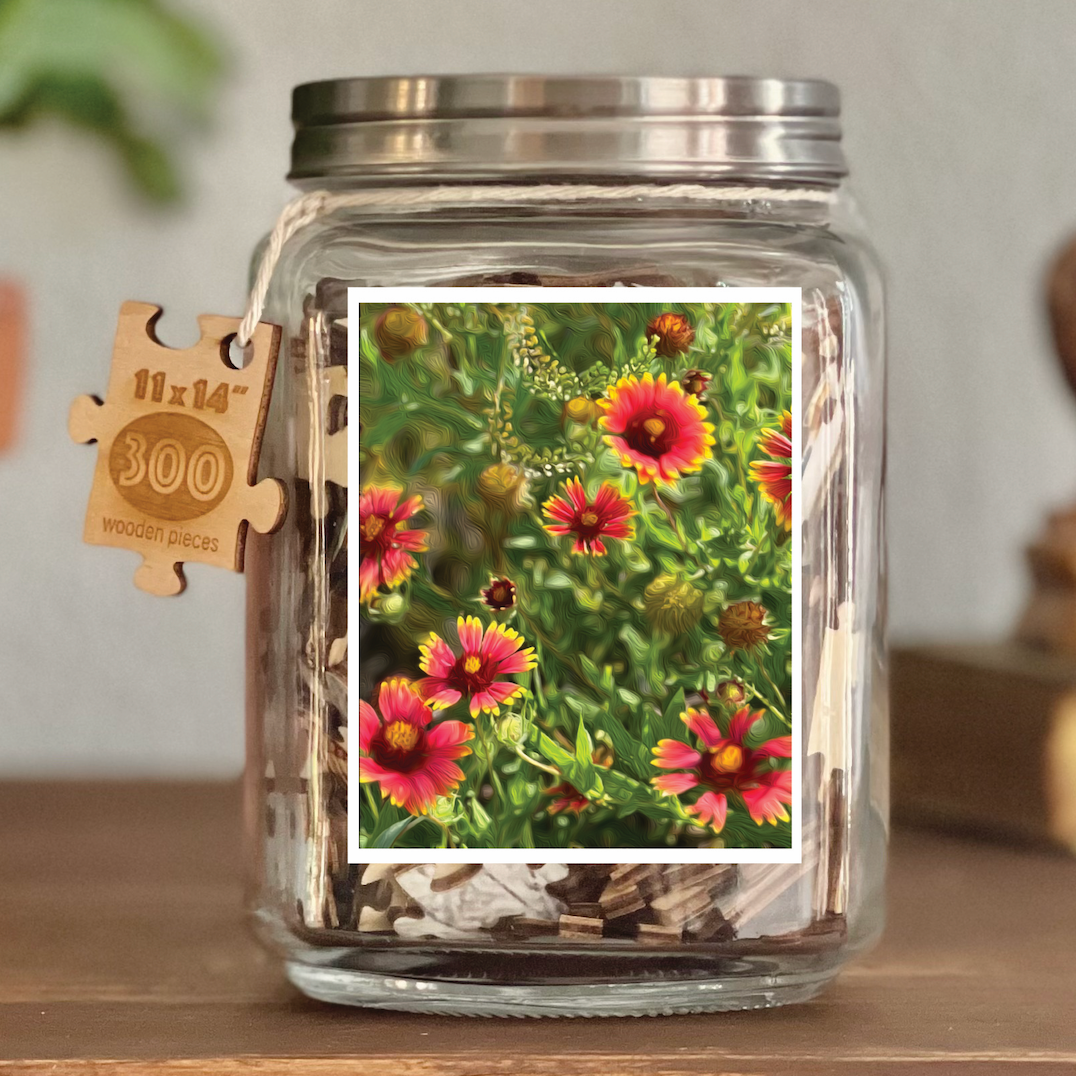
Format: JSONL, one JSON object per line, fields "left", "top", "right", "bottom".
{"left": 116, "top": 433, "right": 226, "bottom": 502}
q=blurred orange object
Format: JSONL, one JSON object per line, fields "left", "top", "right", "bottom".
{"left": 0, "top": 281, "right": 25, "bottom": 452}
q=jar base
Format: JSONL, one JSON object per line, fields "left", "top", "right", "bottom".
{"left": 285, "top": 959, "right": 841, "bottom": 1016}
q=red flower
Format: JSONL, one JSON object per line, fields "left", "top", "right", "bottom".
{"left": 749, "top": 411, "right": 793, "bottom": 531}
{"left": 542, "top": 477, "right": 635, "bottom": 555}
{"left": 359, "top": 678, "right": 473, "bottom": 815}
{"left": 418, "top": 616, "right": 536, "bottom": 718}
{"left": 651, "top": 706, "right": 793, "bottom": 832}
{"left": 358, "top": 485, "right": 428, "bottom": 602}
{"left": 646, "top": 312, "right": 695, "bottom": 358}
{"left": 544, "top": 782, "right": 591, "bottom": 815}
{"left": 600, "top": 373, "right": 715, "bottom": 484}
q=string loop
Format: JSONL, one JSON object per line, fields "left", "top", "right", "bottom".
{"left": 237, "top": 183, "right": 834, "bottom": 346}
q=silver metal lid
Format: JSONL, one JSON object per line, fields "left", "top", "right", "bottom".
{"left": 289, "top": 75, "right": 846, "bottom": 186}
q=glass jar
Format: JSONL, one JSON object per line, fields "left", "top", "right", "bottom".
{"left": 245, "top": 75, "right": 887, "bottom": 1016}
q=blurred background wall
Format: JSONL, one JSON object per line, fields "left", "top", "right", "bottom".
{"left": 2, "top": 0, "right": 1074, "bottom": 774}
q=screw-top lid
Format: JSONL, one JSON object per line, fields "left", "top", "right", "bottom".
{"left": 289, "top": 75, "right": 846, "bottom": 186}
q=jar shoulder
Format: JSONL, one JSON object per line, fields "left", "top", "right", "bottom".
{"left": 264, "top": 210, "right": 878, "bottom": 311}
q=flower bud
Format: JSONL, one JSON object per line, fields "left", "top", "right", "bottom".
{"left": 374, "top": 306, "right": 428, "bottom": 361}
{"left": 376, "top": 591, "right": 408, "bottom": 621}
{"left": 646, "top": 312, "right": 695, "bottom": 358}
{"left": 717, "top": 601, "right": 771, "bottom": 652}
{"left": 592, "top": 743, "right": 615, "bottom": 769}
{"left": 716, "top": 679, "right": 747, "bottom": 706}
{"left": 681, "top": 368, "right": 712, "bottom": 398}
{"left": 481, "top": 577, "right": 517, "bottom": 610}
{"left": 643, "top": 573, "right": 705, "bottom": 635}
{"left": 478, "top": 462, "right": 528, "bottom": 513}
{"left": 563, "top": 396, "right": 602, "bottom": 425}
{"left": 429, "top": 796, "right": 458, "bottom": 822}
{"left": 495, "top": 713, "right": 526, "bottom": 746}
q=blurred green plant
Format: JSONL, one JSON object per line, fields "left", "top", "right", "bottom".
{"left": 0, "top": 0, "right": 223, "bottom": 201}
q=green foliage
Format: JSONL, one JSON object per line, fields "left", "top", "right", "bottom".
{"left": 359, "top": 301, "right": 793, "bottom": 850}
{"left": 0, "top": 0, "right": 223, "bottom": 201}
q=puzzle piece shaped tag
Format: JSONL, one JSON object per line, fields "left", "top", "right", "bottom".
{"left": 69, "top": 302, "right": 286, "bottom": 595}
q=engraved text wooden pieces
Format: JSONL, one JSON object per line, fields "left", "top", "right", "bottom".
{"left": 69, "top": 302, "right": 286, "bottom": 595}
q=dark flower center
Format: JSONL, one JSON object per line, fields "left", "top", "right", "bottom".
{"left": 370, "top": 720, "right": 425, "bottom": 773}
{"left": 572, "top": 505, "right": 607, "bottom": 541}
{"left": 624, "top": 409, "right": 679, "bottom": 458}
{"left": 360, "top": 513, "right": 393, "bottom": 555}
{"left": 698, "top": 744, "right": 750, "bottom": 792}
{"left": 448, "top": 654, "right": 493, "bottom": 693}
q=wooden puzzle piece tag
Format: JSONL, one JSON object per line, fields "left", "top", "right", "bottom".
{"left": 69, "top": 302, "right": 286, "bottom": 596}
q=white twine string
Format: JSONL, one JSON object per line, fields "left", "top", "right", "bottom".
{"left": 236, "top": 183, "right": 834, "bottom": 346}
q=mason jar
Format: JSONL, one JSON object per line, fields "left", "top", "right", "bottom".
{"left": 245, "top": 75, "right": 887, "bottom": 1015}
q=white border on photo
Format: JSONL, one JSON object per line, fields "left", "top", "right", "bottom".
{"left": 348, "top": 287, "right": 802, "bottom": 864}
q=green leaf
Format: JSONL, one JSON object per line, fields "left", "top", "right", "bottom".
{"left": 661, "top": 688, "right": 687, "bottom": 735}
{"left": 0, "top": 0, "right": 224, "bottom": 201}
{"left": 508, "top": 777, "right": 539, "bottom": 808}
{"left": 495, "top": 811, "right": 534, "bottom": 849}
{"left": 598, "top": 718, "right": 653, "bottom": 782}
{"left": 466, "top": 794, "right": 493, "bottom": 838}
{"left": 579, "top": 654, "right": 603, "bottom": 689}
{"left": 0, "top": 0, "right": 222, "bottom": 117}
{"left": 600, "top": 767, "right": 681, "bottom": 823}
{"left": 618, "top": 624, "right": 651, "bottom": 664}
{"left": 369, "top": 816, "right": 419, "bottom": 849}
{"left": 532, "top": 729, "right": 593, "bottom": 791}
{"left": 575, "top": 715, "right": 593, "bottom": 765}
{"left": 642, "top": 687, "right": 686, "bottom": 748}
{"left": 117, "top": 131, "right": 179, "bottom": 201}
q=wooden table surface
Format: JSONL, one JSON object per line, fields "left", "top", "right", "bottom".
{"left": 1, "top": 782, "right": 1074, "bottom": 1074}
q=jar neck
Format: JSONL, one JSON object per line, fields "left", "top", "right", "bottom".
{"left": 286, "top": 178, "right": 843, "bottom": 228}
